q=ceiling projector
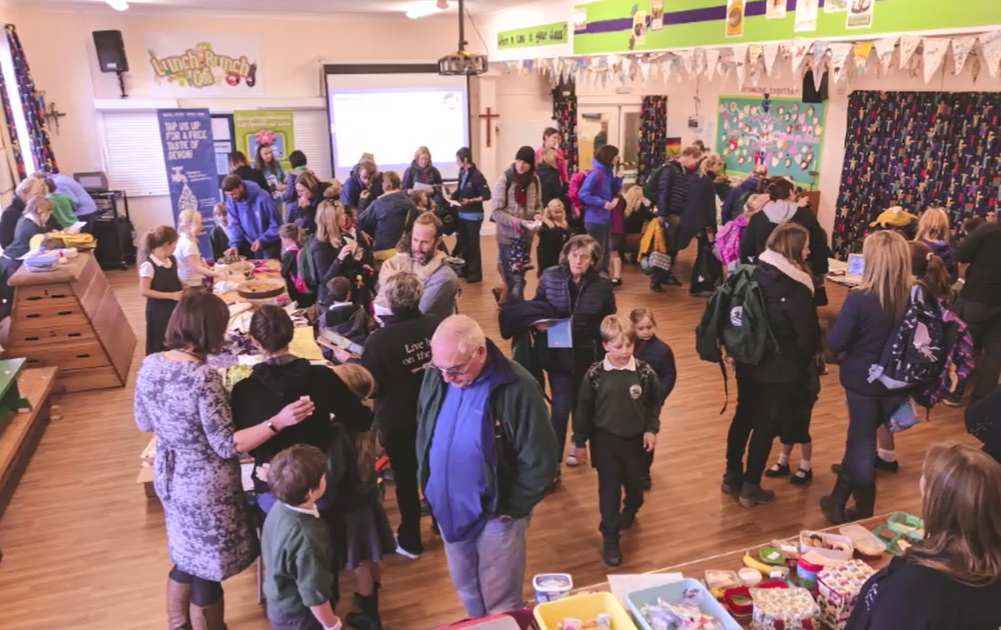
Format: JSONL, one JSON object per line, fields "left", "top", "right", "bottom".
{"left": 438, "top": 51, "right": 488, "bottom": 76}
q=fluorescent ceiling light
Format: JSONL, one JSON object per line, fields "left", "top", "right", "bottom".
{"left": 106, "top": 0, "right": 129, "bottom": 10}
{"left": 406, "top": 0, "right": 447, "bottom": 19}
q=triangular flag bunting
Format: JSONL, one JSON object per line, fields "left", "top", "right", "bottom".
{"left": 899, "top": 35, "right": 921, "bottom": 70}
{"left": 922, "top": 37, "right": 950, "bottom": 83}
{"left": 671, "top": 56, "right": 684, "bottom": 82}
{"left": 706, "top": 48, "right": 721, "bottom": 80}
{"left": 854, "top": 42, "right": 872, "bottom": 76}
{"left": 731, "top": 44, "right": 748, "bottom": 85}
{"left": 639, "top": 60, "right": 651, "bottom": 82}
{"left": 661, "top": 59, "right": 673, "bottom": 83}
{"left": 678, "top": 49, "right": 695, "bottom": 77}
{"left": 981, "top": 30, "right": 1001, "bottom": 79}
{"left": 829, "top": 42, "right": 852, "bottom": 83}
{"left": 748, "top": 45, "right": 764, "bottom": 65}
{"left": 873, "top": 36, "right": 897, "bottom": 74}
{"left": 791, "top": 39, "right": 812, "bottom": 72}
{"left": 812, "top": 40, "right": 830, "bottom": 68}
{"left": 762, "top": 43, "right": 780, "bottom": 76}
{"left": 951, "top": 35, "right": 978, "bottom": 75}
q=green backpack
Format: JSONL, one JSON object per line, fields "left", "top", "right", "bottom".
{"left": 642, "top": 163, "right": 670, "bottom": 205}
{"left": 695, "top": 264, "right": 777, "bottom": 410}
{"left": 296, "top": 235, "right": 319, "bottom": 294}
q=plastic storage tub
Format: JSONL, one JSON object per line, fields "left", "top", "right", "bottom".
{"left": 533, "top": 592, "right": 637, "bottom": 630}
{"left": 533, "top": 574, "right": 574, "bottom": 604}
{"left": 625, "top": 578, "right": 742, "bottom": 630}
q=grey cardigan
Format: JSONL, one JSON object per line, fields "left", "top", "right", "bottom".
{"left": 491, "top": 169, "right": 543, "bottom": 245}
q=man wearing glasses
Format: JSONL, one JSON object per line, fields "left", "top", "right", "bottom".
{"left": 416, "top": 315, "right": 558, "bottom": 618}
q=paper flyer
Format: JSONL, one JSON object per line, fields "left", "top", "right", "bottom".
{"left": 846, "top": 0, "right": 875, "bottom": 29}
{"left": 795, "top": 0, "right": 819, "bottom": 32}
{"left": 651, "top": 0, "right": 665, "bottom": 31}
{"left": 825, "top": 0, "right": 848, "bottom": 11}
{"left": 766, "top": 0, "right": 786, "bottom": 19}
{"left": 632, "top": 11, "right": 647, "bottom": 46}
{"left": 726, "top": 0, "right": 745, "bottom": 38}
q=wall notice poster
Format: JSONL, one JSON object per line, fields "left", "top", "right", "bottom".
{"left": 846, "top": 0, "right": 875, "bottom": 29}
{"left": 726, "top": 0, "right": 745, "bottom": 37}
{"left": 794, "top": 0, "right": 819, "bottom": 32}
{"left": 146, "top": 32, "right": 260, "bottom": 97}
{"left": 157, "top": 109, "right": 219, "bottom": 258}
{"left": 716, "top": 97, "right": 827, "bottom": 184}
{"left": 825, "top": 0, "right": 848, "bottom": 12}
{"left": 233, "top": 111, "right": 295, "bottom": 176}
{"left": 765, "top": 0, "right": 786, "bottom": 19}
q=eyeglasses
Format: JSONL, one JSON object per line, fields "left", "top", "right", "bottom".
{"left": 430, "top": 347, "right": 483, "bottom": 377}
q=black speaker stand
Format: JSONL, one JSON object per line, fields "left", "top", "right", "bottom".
{"left": 116, "top": 70, "right": 128, "bottom": 99}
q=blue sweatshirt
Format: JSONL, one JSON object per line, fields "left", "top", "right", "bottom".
{"left": 578, "top": 159, "right": 622, "bottom": 226}
{"left": 51, "top": 174, "right": 97, "bottom": 218}
{"left": 425, "top": 362, "right": 495, "bottom": 543}
{"left": 226, "top": 181, "right": 281, "bottom": 249}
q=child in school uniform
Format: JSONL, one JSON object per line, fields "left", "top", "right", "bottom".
{"left": 573, "top": 314, "right": 663, "bottom": 567}
{"left": 280, "top": 223, "right": 316, "bottom": 308}
{"left": 138, "top": 226, "right": 183, "bottom": 356}
{"left": 261, "top": 444, "right": 343, "bottom": 630}
{"left": 630, "top": 309, "right": 677, "bottom": 490}
{"left": 176, "top": 210, "right": 225, "bottom": 288}
{"left": 536, "top": 199, "right": 571, "bottom": 277}
{"left": 322, "top": 277, "right": 362, "bottom": 330}
{"left": 330, "top": 363, "right": 395, "bottom": 630}
{"left": 210, "top": 202, "right": 230, "bottom": 262}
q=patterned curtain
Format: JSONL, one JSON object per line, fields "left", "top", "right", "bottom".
{"left": 638, "top": 95, "right": 668, "bottom": 185}
{"left": 833, "top": 91, "right": 1001, "bottom": 257}
{"left": 0, "top": 55, "right": 25, "bottom": 179}
{"left": 553, "top": 93, "right": 579, "bottom": 174}
{"left": 1, "top": 25, "right": 58, "bottom": 175}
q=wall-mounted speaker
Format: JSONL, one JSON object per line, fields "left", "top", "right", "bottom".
{"left": 802, "top": 69, "right": 829, "bottom": 103}
{"left": 93, "top": 30, "right": 128, "bottom": 73}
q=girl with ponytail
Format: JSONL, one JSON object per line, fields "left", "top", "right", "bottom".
{"left": 910, "top": 241, "right": 953, "bottom": 302}
{"left": 138, "top": 226, "right": 183, "bottom": 355}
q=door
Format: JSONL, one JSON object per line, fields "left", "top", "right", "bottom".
{"left": 577, "top": 104, "right": 642, "bottom": 180}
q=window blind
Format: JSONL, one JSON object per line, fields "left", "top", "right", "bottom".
{"left": 102, "top": 112, "right": 170, "bottom": 197}
{"left": 292, "top": 109, "right": 332, "bottom": 181}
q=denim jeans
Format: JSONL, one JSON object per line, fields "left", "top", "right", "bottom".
{"left": 585, "top": 222, "right": 611, "bottom": 273}
{"left": 842, "top": 392, "right": 904, "bottom": 487}
{"left": 497, "top": 242, "right": 526, "bottom": 302}
{"left": 442, "top": 515, "right": 531, "bottom": 618}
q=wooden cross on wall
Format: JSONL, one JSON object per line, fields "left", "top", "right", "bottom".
{"left": 479, "top": 107, "right": 500, "bottom": 148}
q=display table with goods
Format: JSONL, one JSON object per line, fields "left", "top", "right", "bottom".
{"left": 444, "top": 514, "right": 924, "bottom": 630}
{"left": 136, "top": 259, "right": 324, "bottom": 498}
{"left": 4, "top": 252, "right": 134, "bottom": 394}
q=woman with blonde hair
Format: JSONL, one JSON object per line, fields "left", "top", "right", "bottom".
{"left": 914, "top": 206, "right": 957, "bottom": 281}
{"left": 821, "top": 230, "right": 912, "bottom": 524}
{"left": 312, "top": 200, "right": 373, "bottom": 309}
{"left": 176, "top": 210, "right": 225, "bottom": 287}
{"left": 1, "top": 177, "right": 48, "bottom": 249}
{"left": 724, "top": 222, "right": 820, "bottom": 507}
{"left": 401, "top": 146, "right": 443, "bottom": 195}
{"left": 846, "top": 442, "right": 1001, "bottom": 629}
{"left": 680, "top": 152, "right": 726, "bottom": 297}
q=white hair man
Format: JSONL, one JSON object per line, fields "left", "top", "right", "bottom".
{"left": 415, "top": 315, "right": 558, "bottom": 617}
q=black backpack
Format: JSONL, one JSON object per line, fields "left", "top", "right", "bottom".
{"left": 642, "top": 163, "right": 669, "bottom": 204}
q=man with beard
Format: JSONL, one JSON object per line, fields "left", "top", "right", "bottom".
{"left": 375, "top": 213, "right": 458, "bottom": 321}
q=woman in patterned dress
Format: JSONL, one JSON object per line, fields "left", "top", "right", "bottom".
{"left": 134, "top": 289, "right": 315, "bottom": 630}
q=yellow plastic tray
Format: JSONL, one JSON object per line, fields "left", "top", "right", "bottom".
{"left": 533, "top": 592, "right": 638, "bottom": 630}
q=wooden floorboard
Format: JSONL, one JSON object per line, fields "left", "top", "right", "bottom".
{"left": 0, "top": 240, "right": 977, "bottom": 629}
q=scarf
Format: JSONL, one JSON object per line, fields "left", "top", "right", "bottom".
{"left": 512, "top": 165, "right": 535, "bottom": 208}
{"left": 412, "top": 161, "right": 433, "bottom": 184}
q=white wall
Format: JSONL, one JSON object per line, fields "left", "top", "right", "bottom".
{"left": 489, "top": 55, "right": 1001, "bottom": 240}
{"left": 8, "top": 4, "right": 460, "bottom": 239}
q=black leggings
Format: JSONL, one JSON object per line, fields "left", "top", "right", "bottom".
{"left": 170, "top": 565, "right": 223, "bottom": 607}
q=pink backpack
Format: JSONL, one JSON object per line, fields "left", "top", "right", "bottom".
{"left": 715, "top": 213, "right": 749, "bottom": 267}
{"left": 568, "top": 169, "right": 602, "bottom": 211}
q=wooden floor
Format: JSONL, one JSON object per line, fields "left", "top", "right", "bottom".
{"left": 0, "top": 239, "right": 978, "bottom": 629}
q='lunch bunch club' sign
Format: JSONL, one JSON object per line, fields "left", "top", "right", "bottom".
{"left": 145, "top": 32, "right": 262, "bottom": 96}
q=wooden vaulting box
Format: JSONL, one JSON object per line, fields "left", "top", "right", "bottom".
{"left": 4, "top": 254, "right": 135, "bottom": 393}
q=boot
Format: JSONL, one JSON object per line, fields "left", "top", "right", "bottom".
{"left": 846, "top": 483, "right": 876, "bottom": 522}
{"left": 345, "top": 590, "right": 383, "bottom": 630}
{"left": 737, "top": 483, "right": 775, "bottom": 508}
{"left": 190, "top": 598, "right": 226, "bottom": 630}
{"left": 167, "top": 578, "right": 192, "bottom": 630}
{"left": 820, "top": 473, "right": 853, "bottom": 525}
{"left": 602, "top": 538, "right": 622, "bottom": 567}
{"left": 721, "top": 470, "right": 743, "bottom": 495}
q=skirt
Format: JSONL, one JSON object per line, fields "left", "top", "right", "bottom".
{"left": 341, "top": 499, "right": 396, "bottom": 570}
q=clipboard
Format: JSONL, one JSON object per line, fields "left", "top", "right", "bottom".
{"left": 547, "top": 318, "right": 573, "bottom": 348}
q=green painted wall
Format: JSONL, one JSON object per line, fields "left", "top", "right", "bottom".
{"left": 574, "top": 0, "right": 1001, "bottom": 54}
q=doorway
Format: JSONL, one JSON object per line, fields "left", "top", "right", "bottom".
{"left": 577, "top": 104, "right": 642, "bottom": 179}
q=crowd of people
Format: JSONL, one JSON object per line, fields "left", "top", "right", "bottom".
{"left": 125, "top": 132, "right": 1001, "bottom": 630}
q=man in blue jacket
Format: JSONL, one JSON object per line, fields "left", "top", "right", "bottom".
{"left": 417, "top": 315, "right": 559, "bottom": 618}
{"left": 222, "top": 174, "right": 282, "bottom": 260}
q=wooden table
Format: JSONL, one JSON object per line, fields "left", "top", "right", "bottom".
{"left": 581, "top": 515, "right": 894, "bottom": 628}
{"left": 4, "top": 253, "right": 135, "bottom": 394}
{"left": 0, "top": 367, "right": 57, "bottom": 522}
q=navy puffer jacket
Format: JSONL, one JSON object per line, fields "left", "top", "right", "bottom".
{"left": 534, "top": 265, "right": 616, "bottom": 372}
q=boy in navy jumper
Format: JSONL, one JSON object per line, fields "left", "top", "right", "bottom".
{"left": 630, "top": 308, "right": 677, "bottom": 490}
{"left": 573, "top": 315, "right": 663, "bottom": 567}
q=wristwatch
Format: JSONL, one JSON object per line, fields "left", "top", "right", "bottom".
{"left": 267, "top": 421, "right": 279, "bottom": 434}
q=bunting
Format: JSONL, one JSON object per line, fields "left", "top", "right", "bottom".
{"left": 922, "top": 37, "right": 950, "bottom": 83}
{"left": 900, "top": 35, "right": 921, "bottom": 69}
{"left": 951, "top": 35, "right": 978, "bottom": 75}
{"left": 829, "top": 42, "right": 853, "bottom": 83}
{"left": 873, "top": 36, "right": 897, "bottom": 74}
{"left": 731, "top": 44, "right": 748, "bottom": 85}
{"left": 982, "top": 30, "right": 1001, "bottom": 79}
{"left": 706, "top": 48, "right": 721, "bottom": 80}
{"left": 854, "top": 42, "right": 872, "bottom": 76}
{"left": 762, "top": 43, "right": 780, "bottom": 77}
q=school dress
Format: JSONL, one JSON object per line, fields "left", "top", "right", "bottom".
{"left": 140, "top": 254, "right": 182, "bottom": 356}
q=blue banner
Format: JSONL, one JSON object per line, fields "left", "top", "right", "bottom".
{"left": 157, "top": 108, "right": 219, "bottom": 259}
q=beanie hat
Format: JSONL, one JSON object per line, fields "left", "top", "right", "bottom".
{"left": 515, "top": 146, "right": 536, "bottom": 168}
